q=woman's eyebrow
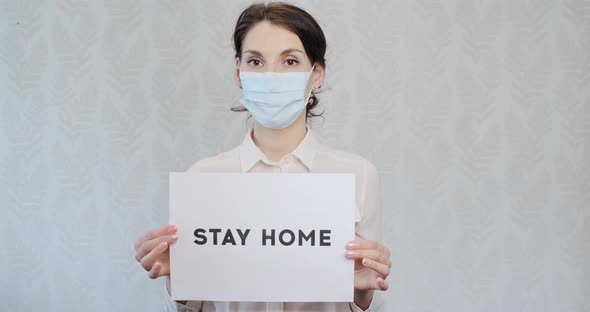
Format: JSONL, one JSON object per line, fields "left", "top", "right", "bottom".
{"left": 243, "top": 49, "right": 304, "bottom": 56}
{"left": 243, "top": 50, "right": 263, "bottom": 57}
{"left": 280, "top": 48, "right": 304, "bottom": 56}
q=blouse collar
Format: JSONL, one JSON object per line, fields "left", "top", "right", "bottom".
{"left": 239, "top": 126, "right": 319, "bottom": 172}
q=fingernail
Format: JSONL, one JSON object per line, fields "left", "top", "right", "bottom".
{"left": 362, "top": 258, "right": 369, "bottom": 265}
{"left": 346, "top": 242, "right": 356, "bottom": 249}
{"left": 345, "top": 251, "right": 355, "bottom": 258}
{"left": 171, "top": 235, "right": 178, "bottom": 240}
{"left": 161, "top": 242, "right": 168, "bottom": 249}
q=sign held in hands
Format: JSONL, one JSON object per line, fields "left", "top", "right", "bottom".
{"left": 169, "top": 173, "right": 356, "bottom": 302}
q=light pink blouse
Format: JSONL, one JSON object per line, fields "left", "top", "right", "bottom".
{"left": 165, "top": 127, "right": 382, "bottom": 312}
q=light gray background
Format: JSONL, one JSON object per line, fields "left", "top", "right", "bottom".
{"left": 1, "top": 0, "right": 589, "bottom": 311}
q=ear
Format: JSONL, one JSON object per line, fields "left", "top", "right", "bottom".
{"left": 234, "top": 57, "right": 242, "bottom": 89}
{"left": 311, "top": 64, "right": 325, "bottom": 92}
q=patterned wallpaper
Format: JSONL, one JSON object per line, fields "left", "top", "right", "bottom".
{"left": 1, "top": 0, "right": 589, "bottom": 311}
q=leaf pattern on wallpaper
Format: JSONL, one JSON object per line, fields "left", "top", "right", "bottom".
{"left": 57, "top": 82, "right": 99, "bottom": 144}
{"left": 1, "top": 1, "right": 589, "bottom": 311}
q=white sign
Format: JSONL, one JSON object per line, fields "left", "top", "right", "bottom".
{"left": 169, "top": 173, "right": 355, "bottom": 302}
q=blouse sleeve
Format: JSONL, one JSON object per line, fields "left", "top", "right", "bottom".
{"left": 350, "top": 159, "right": 384, "bottom": 312}
{"left": 164, "top": 280, "right": 203, "bottom": 312}
{"left": 355, "top": 159, "right": 382, "bottom": 242}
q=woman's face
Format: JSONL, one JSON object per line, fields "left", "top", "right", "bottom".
{"left": 234, "top": 21, "right": 324, "bottom": 97}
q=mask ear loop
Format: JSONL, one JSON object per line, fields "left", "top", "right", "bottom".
{"left": 305, "top": 64, "right": 316, "bottom": 105}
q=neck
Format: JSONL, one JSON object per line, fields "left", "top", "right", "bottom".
{"left": 252, "top": 113, "right": 307, "bottom": 162}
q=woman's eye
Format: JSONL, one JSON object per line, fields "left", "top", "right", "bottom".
{"left": 248, "top": 59, "right": 262, "bottom": 66}
{"left": 285, "top": 59, "right": 299, "bottom": 66}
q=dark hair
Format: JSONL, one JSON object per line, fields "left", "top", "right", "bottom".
{"left": 231, "top": 2, "right": 326, "bottom": 119}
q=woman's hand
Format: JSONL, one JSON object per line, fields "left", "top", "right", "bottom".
{"left": 134, "top": 224, "right": 178, "bottom": 279}
{"left": 346, "top": 239, "right": 391, "bottom": 291}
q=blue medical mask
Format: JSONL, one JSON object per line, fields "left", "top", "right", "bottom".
{"left": 239, "top": 65, "right": 315, "bottom": 129}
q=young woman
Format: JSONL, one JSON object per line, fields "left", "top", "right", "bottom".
{"left": 134, "top": 2, "right": 391, "bottom": 311}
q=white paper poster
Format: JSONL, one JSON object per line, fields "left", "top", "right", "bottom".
{"left": 169, "top": 173, "right": 355, "bottom": 302}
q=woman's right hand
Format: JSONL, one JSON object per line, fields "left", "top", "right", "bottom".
{"left": 134, "top": 224, "right": 178, "bottom": 279}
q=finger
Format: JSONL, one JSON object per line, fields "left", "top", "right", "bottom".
{"left": 136, "top": 225, "right": 177, "bottom": 250}
{"left": 377, "top": 277, "right": 389, "bottom": 291}
{"left": 362, "top": 258, "right": 391, "bottom": 278}
{"left": 140, "top": 241, "right": 168, "bottom": 271}
{"left": 346, "top": 239, "right": 379, "bottom": 250}
{"left": 148, "top": 262, "right": 161, "bottom": 279}
{"left": 346, "top": 249, "right": 387, "bottom": 264}
{"left": 347, "top": 240, "right": 391, "bottom": 259}
{"left": 134, "top": 225, "right": 177, "bottom": 251}
{"left": 159, "top": 261, "right": 170, "bottom": 277}
{"left": 135, "top": 234, "right": 178, "bottom": 262}
{"left": 148, "top": 262, "right": 170, "bottom": 279}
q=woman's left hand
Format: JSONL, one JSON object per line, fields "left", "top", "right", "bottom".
{"left": 346, "top": 239, "right": 391, "bottom": 291}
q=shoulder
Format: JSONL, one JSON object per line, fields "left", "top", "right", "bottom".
{"left": 186, "top": 146, "right": 241, "bottom": 172}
